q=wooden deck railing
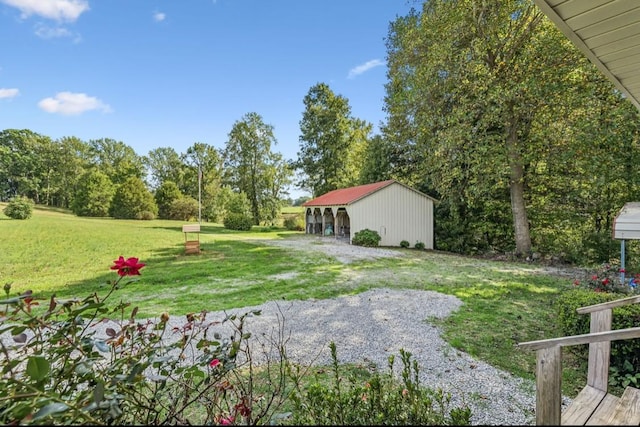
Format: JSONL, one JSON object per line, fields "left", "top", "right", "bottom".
{"left": 518, "top": 295, "right": 640, "bottom": 425}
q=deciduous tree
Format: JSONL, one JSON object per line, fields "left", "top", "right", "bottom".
{"left": 88, "top": 138, "right": 145, "bottom": 186}
{"left": 383, "top": 0, "right": 589, "bottom": 256}
{"left": 181, "top": 142, "right": 224, "bottom": 221}
{"left": 224, "top": 112, "right": 291, "bottom": 225}
{"left": 144, "top": 147, "right": 185, "bottom": 190}
{"left": 72, "top": 169, "right": 115, "bottom": 217}
{"left": 110, "top": 176, "right": 158, "bottom": 219}
{"left": 296, "top": 83, "right": 372, "bottom": 197}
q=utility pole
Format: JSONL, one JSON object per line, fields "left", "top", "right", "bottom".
{"left": 198, "top": 165, "right": 202, "bottom": 224}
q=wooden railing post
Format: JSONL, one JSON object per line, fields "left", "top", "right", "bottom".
{"left": 587, "top": 309, "right": 612, "bottom": 391}
{"left": 536, "top": 346, "right": 562, "bottom": 425}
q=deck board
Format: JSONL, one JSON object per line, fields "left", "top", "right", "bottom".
{"left": 585, "top": 394, "right": 620, "bottom": 425}
{"left": 606, "top": 387, "right": 640, "bottom": 425}
{"left": 562, "top": 385, "right": 606, "bottom": 426}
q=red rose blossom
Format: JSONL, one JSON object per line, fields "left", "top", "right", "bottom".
{"left": 110, "top": 256, "right": 145, "bottom": 277}
{"left": 219, "top": 416, "right": 234, "bottom": 426}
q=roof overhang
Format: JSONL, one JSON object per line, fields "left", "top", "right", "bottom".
{"left": 534, "top": 0, "right": 640, "bottom": 111}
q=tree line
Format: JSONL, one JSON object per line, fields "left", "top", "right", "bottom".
{"left": 375, "top": 0, "right": 640, "bottom": 265}
{"left": 3, "top": 0, "right": 640, "bottom": 266}
{"left": 0, "top": 115, "right": 293, "bottom": 226}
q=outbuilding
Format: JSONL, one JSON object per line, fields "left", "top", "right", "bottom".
{"left": 302, "top": 179, "right": 436, "bottom": 248}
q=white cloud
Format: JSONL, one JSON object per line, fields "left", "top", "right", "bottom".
{"left": 347, "top": 59, "right": 384, "bottom": 79}
{"left": 1, "top": 0, "right": 89, "bottom": 22}
{"left": 153, "top": 11, "right": 165, "bottom": 22}
{"left": 0, "top": 88, "right": 19, "bottom": 99}
{"left": 34, "top": 22, "right": 82, "bottom": 42}
{"left": 38, "top": 92, "right": 111, "bottom": 115}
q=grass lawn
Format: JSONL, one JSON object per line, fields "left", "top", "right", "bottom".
{"left": 0, "top": 204, "right": 586, "bottom": 396}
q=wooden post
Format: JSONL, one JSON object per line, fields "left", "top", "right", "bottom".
{"left": 536, "top": 346, "right": 562, "bottom": 425}
{"left": 587, "top": 309, "right": 612, "bottom": 391}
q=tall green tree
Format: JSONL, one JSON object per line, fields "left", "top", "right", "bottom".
{"left": 261, "top": 152, "right": 293, "bottom": 225}
{"left": 383, "top": 0, "right": 591, "bottom": 256}
{"left": 154, "top": 180, "right": 183, "bottom": 219}
{"left": 224, "top": 112, "right": 291, "bottom": 225}
{"left": 87, "top": 138, "right": 144, "bottom": 186}
{"left": 72, "top": 169, "right": 115, "bottom": 217}
{"left": 525, "top": 66, "right": 640, "bottom": 263}
{"left": 144, "top": 147, "right": 185, "bottom": 190}
{"left": 110, "top": 176, "right": 158, "bottom": 219}
{"left": 49, "top": 137, "right": 92, "bottom": 208}
{"left": 0, "top": 129, "right": 53, "bottom": 203}
{"left": 296, "top": 83, "right": 372, "bottom": 197}
{"left": 181, "top": 142, "right": 224, "bottom": 221}
{"left": 359, "top": 134, "right": 393, "bottom": 184}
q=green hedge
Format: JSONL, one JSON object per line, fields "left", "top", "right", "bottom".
{"left": 223, "top": 213, "right": 253, "bottom": 231}
{"left": 352, "top": 229, "right": 381, "bottom": 247}
{"left": 556, "top": 289, "right": 640, "bottom": 389}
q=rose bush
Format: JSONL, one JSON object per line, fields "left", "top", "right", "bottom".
{"left": 572, "top": 262, "right": 640, "bottom": 295}
{"left": 0, "top": 256, "right": 292, "bottom": 425}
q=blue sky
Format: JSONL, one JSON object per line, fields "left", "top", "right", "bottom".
{"left": 0, "top": 0, "right": 415, "bottom": 197}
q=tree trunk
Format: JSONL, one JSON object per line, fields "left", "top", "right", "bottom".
{"left": 507, "top": 118, "right": 532, "bottom": 257}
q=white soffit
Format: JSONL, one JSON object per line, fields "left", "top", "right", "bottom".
{"left": 534, "top": 0, "right": 640, "bottom": 110}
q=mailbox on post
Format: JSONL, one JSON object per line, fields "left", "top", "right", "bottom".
{"left": 182, "top": 224, "right": 201, "bottom": 254}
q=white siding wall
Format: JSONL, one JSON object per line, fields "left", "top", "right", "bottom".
{"left": 348, "top": 182, "right": 434, "bottom": 248}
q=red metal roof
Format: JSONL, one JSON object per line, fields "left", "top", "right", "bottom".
{"left": 302, "top": 180, "right": 396, "bottom": 207}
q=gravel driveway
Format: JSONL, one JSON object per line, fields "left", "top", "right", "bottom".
{"left": 240, "top": 235, "right": 542, "bottom": 425}
{"left": 257, "top": 234, "right": 405, "bottom": 264}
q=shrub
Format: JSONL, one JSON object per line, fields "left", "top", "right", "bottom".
{"left": 289, "top": 342, "right": 472, "bottom": 425}
{"left": 556, "top": 289, "right": 640, "bottom": 390}
{"left": 168, "top": 196, "right": 199, "bottom": 221}
{"left": 284, "top": 214, "right": 305, "bottom": 231}
{"left": 352, "top": 229, "right": 381, "bottom": 247}
{"left": 224, "top": 212, "right": 253, "bottom": 231}
{"left": 136, "top": 210, "right": 155, "bottom": 220}
{"left": 400, "top": 240, "right": 410, "bottom": 248}
{"left": 415, "top": 241, "right": 426, "bottom": 250}
{"left": 573, "top": 262, "right": 639, "bottom": 295}
{"left": 3, "top": 196, "right": 34, "bottom": 219}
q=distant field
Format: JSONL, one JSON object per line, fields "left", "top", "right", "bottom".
{"left": 281, "top": 206, "right": 304, "bottom": 215}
